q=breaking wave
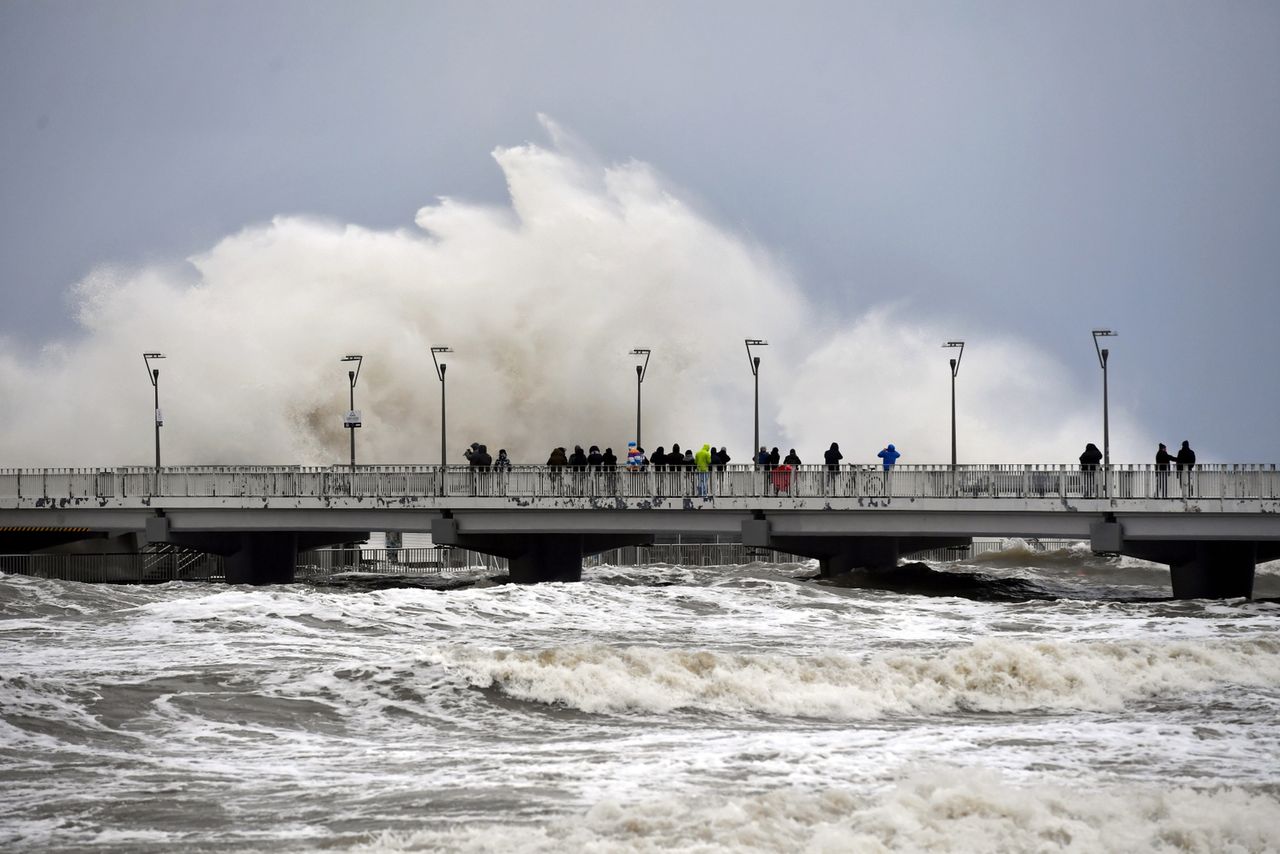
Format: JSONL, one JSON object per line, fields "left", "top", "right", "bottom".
{"left": 355, "top": 767, "right": 1280, "bottom": 853}
{"left": 434, "top": 638, "right": 1280, "bottom": 719}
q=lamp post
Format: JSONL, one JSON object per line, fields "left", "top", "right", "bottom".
{"left": 1091, "top": 330, "right": 1117, "bottom": 467}
{"left": 431, "top": 347, "right": 452, "bottom": 490}
{"left": 745, "top": 339, "right": 768, "bottom": 468}
{"left": 1092, "top": 329, "right": 1117, "bottom": 498}
{"left": 341, "top": 355, "right": 363, "bottom": 471}
{"left": 630, "top": 348, "right": 651, "bottom": 448}
{"left": 942, "top": 341, "right": 964, "bottom": 466}
{"left": 143, "top": 353, "right": 165, "bottom": 494}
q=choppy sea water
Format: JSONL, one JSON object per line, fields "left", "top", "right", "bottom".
{"left": 3, "top": 546, "right": 1280, "bottom": 852}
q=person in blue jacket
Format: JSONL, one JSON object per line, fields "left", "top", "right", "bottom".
{"left": 878, "top": 443, "right": 901, "bottom": 471}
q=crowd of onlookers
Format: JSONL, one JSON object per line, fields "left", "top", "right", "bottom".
{"left": 459, "top": 437, "right": 1202, "bottom": 499}
{"left": 461, "top": 441, "right": 906, "bottom": 472}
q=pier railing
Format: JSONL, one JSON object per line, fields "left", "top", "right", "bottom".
{"left": 1, "top": 463, "right": 1276, "bottom": 502}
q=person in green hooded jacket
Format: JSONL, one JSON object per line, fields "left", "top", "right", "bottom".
{"left": 695, "top": 444, "right": 712, "bottom": 496}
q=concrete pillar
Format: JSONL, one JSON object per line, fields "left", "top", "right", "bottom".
{"left": 223, "top": 532, "right": 299, "bottom": 585}
{"left": 1169, "top": 541, "right": 1256, "bottom": 600}
{"left": 507, "top": 535, "right": 584, "bottom": 584}
{"left": 431, "top": 518, "right": 651, "bottom": 584}
{"left": 818, "top": 539, "right": 900, "bottom": 577}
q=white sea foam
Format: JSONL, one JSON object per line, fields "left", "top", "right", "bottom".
{"left": 354, "top": 767, "right": 1280, "bottom": 853}
{"left": 433, "top": 638, "right": 1280, "bottom": 719}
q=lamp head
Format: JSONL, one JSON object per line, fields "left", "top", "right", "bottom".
{"left": 630, "top": 348, "right": 651, "bottom": 381}
{"left": 1091, "top": 330, "right": 1116, "bottom": 368}
{"left": 143, "top": 352, "right": 165, "bottom": 385}
{"left": 745, "top": 339, "right": 767, "bottom": 375}
{"left": 942, "top": 341, "right": 964, "bottom": 376}
{"left": 430, "top": 346, "right": 451, "bottom": 380}
{"left": 341, "top": 354, "right": 363, "bottom": 386}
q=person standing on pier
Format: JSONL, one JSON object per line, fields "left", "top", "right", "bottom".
{"left": 1176, "top": 440, "right": 1197, "bottom": 497}
{"left": 824, "top": 442, "right": 843, "bottom": 495}
{"left": 1155, "top": 443, "right": 1174, "bottom": 498}
{"left": 695, "top": 444, "right": 712, "bottom": 496}
{"left": 878, "top": 443, "right": 900, "bottom": 496}
{"left": 1079, "top": 443, "right": 1102, "bottom": 497}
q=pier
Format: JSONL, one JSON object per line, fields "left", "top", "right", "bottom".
{"left": 2, "top": 463, "right": 1278, "bottom": 597}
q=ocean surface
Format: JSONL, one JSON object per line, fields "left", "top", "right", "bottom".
{"left": 3, "top": 544, "right": 1280, "bottom": 852}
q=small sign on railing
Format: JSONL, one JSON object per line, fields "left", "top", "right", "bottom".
{"left": 155, "top": 409, "right": 164, "bottom": 427}
{"left": 343, "top": 410, "right": 362, "bottom": 428}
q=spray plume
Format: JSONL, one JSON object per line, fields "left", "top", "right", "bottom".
{"left": 0, "top": 118, "right": 1144, "bottom": 468}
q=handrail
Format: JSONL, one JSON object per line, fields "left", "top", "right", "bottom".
{"left": 0, "top": 463, "right": 1275, "bottom": 501}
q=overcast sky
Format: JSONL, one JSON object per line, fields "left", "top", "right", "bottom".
{"left": 2, "top": 1, "right": 1278, "bottom": 463}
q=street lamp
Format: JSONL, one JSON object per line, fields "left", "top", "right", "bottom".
{"left": 942, "top": 341, "right": 964, "bottom": 466}
{"left": 143, "top": 352, "right": 165, "bottom": 493}
{"left": 630, "top": 348, "right": 651, "bottom": 448}
{"left": 1091, "top": 330, "right": 1117, "bottom": 474}
{"left": 430, "top": 347, "right": 452, "bottom": 476}
{"left": 341, "top": 355, "right": 363, "bottom": 471}
{"left": 745, "top": 339, "right": 768, "bottom": 467}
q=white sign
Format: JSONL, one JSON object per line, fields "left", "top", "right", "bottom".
{"left": 344, "top": 410, "right": 362, "bottom": 428}
{"left": 155, "top": 408, "right": 164, "bottom": 427}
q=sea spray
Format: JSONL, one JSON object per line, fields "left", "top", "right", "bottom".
{"left": 0, "top": 119, "right": 1149, "bottom": 468}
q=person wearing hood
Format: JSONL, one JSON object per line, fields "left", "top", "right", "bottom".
{"left": 695, "top": 443, "right": 712, "bottom": 496}
{"left": 878, "top": 443, "right": 901, "bottom": 496}
{"left": 601, "top": 446, "right": 618, "bottom": 492}
{"left": 1079, "top": 443, "right": 1102, "bottom": 497}
{"left": 1176, "top": 440, "right": 1197, "bottom": 497}
{"left": 769, "top": 447, "right": 781, "bottom": 469}
{"left": 587, "top": 446, "right": 604, "bottom": 467}
{"left": 1155, "top": 443, "right": 1174, "bottom": 498}
{"left": 650, "top": 446, "right": 666, "bottom": 468}
{"left": 824, "top": 442, "right": 843, "bottom": 495}
{"left": 783, "top": 449, "right": 801, "bottom": 466}
{"left": 717, "top": 447, "right": 730, "bottom": 469}
{"left": 546, "top": 446, "right": 568, "bottom": 493}
{"left": 493, "top": 448, "right": 511, "bottom": 495}
{"left": 756, "top": 446, "right": 769, "bottom": 467}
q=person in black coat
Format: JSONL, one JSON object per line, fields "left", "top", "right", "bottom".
{"left": 1176, "top": 440, "right": 1196, "bottom": 496}
{"left": 823, "top": 442, "right": 843, "bottom": 494}
{"left": 1155, "top": 443, "right": 1174, "bottom": 498}
{"left": 1079, "top": 443, "right": 1103, "bottom": 497}
{"left": 783, "top": 449, "right": 802, "bottom": 465}
{"left": 769, "top": 447, "right": 781, "bottom": 469}
{"left": 569, "top": 445, "right": 588, "bottom": 468}
{"left": 650, "top": 446, "right": 666, "bottom": 468}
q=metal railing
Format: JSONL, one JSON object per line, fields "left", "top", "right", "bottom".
{"left": 2, "top": 463, "right": 1276, "bottom": 502}
{"left": 0, "top": 550, "right": 224, "bottom": 583}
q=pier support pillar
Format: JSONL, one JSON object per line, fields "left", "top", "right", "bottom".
{"left": 1169, "top": 542, "right": 1256, "bottom": 600}
{"left": 743, "top": 520, "right": 968, "bottom": 577}
{"left": 432, "top": 518, "right": 651, "bottom": 584}
{"left": 222, "top": 533, "right": 299, "bottom": 585}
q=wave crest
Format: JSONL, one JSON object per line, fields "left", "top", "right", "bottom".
{"left": 435, "top": 638, "right": 1280, "bottom": 719}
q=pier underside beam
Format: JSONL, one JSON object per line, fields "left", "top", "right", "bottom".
{"left": 143, "top": 515, "right": 361, "bottom": 584}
